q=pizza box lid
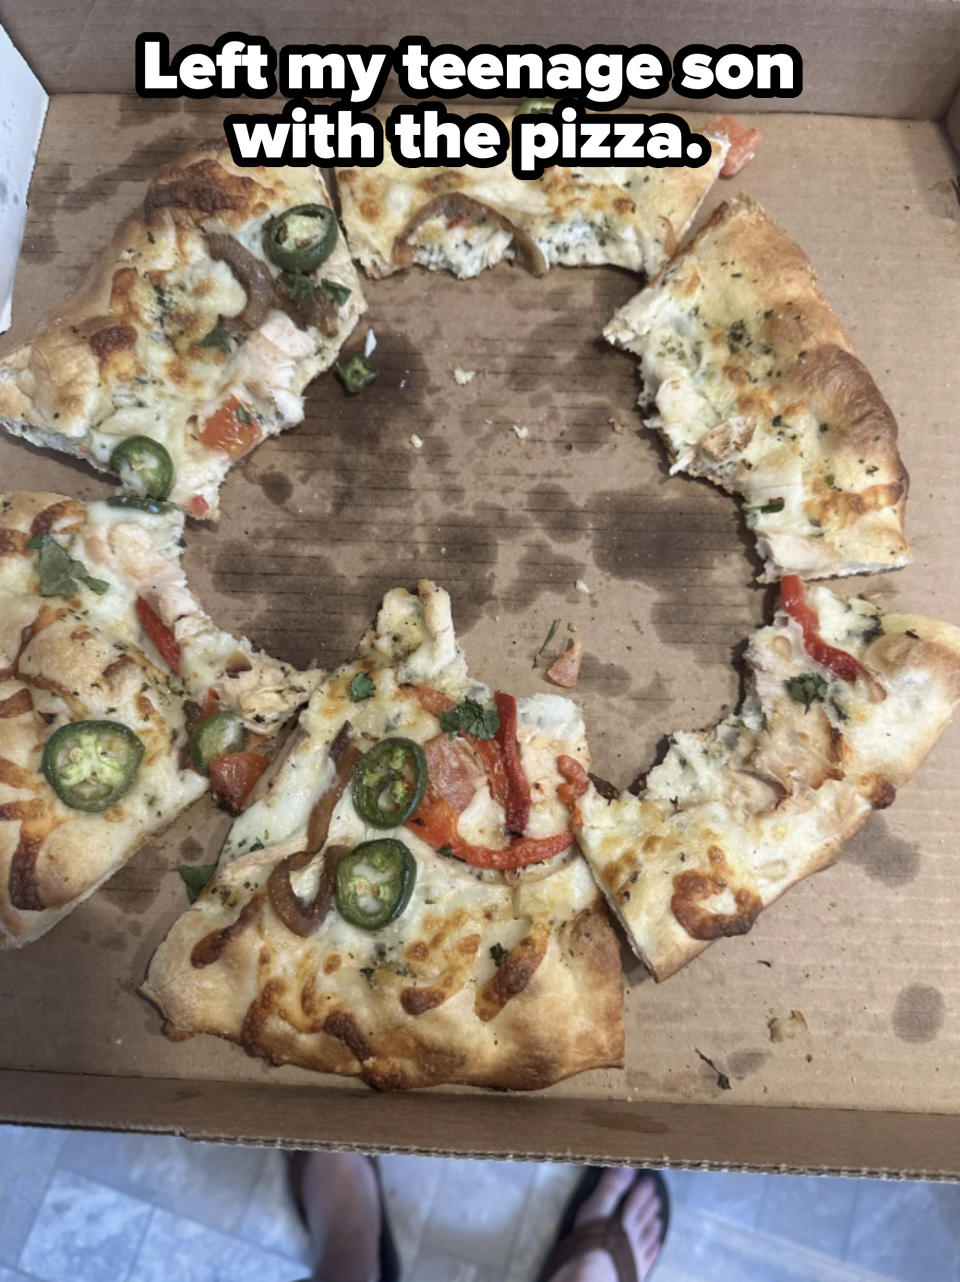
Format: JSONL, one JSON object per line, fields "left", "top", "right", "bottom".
{"left": 0, "top": 11, "right": 960, "bottom": 1176}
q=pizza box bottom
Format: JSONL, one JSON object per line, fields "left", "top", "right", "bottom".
{"left": 1, "top": 95, "right": 959, "bottom": 1176}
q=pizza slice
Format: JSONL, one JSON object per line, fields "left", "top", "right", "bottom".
{"left": 571, "top": 577, "right": 960, "bottom": 980}
{"left": 604, "top": 197, "right": 909, "bottom": 581}
{"left": 0, "top": 492, "right": 314, "bottom": 948}
{"left": 0, "top": 143, "right": 365, "bottom": 519}
{"left": 144, "top": 580, "right": 624, "bottom": 1090}
{"left": 337, "top": 115, "right": 727, "bottom": 280}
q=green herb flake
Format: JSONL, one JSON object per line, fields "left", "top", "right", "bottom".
{"left": 696, "top": 1049, "right": 731, "bottom": 1091}
{"left": 533, "top": 617, "right": 561, "bottom": 668}
{"left": 334, "top": 353, "right": 379, "bottom": 396}
{"left": 282, "top": 272, "right": 319, "bottom": 301}
{"left": 320, "top": 278, "right": 352, "bottom": 306}
{"left": 27, "top": 535, "right": 109, "bottom": 598}
{"left": 784, "top": 672, "right": 828, "bottom": 711}
{"left": 235, "top": 403, "right": 252, "bottom": 425}
{"left": 439, "top": 697, "right": 500, "bottom": 741}
{"left": 178, "top": 862, "right": 217, "bottom": 904}
{"left": 747, "top": 497, "right": 785, "bottom": 515}
{"left": 198, "top": 321, "right": 232, "bottom": 351}
{"left": 437, "top": 844, "right": 453, "bottom": 858}
{"left": 349, "top": 672, "right": 376, "bottom": 702}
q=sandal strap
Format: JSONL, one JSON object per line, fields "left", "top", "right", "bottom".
{"left": 543, "top": 1218, "right": 639, "bottom": 1282}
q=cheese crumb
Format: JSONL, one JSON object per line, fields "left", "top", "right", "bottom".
{"left": 768, "top": 1010, "right": 808, "bottom": 1042}
{"left": 453, "top": 367, "right": 475, "bottom": 385}
{"left": 512, "top": 425, "right": 529, "bottom": 440}
{"left": 609, "top": 416, "right": 625, "bottom": 435}
{"left": 399, "top": 378, "right": 407, "bottom": 390}
{"left": 575, "top": 579, "right": 591, "bottom": 594}
{"left": 364, "top": 328, "right": 377, "bottom": 357}
{"left": 409, "top": 433, "right": 423, "bottom": 450}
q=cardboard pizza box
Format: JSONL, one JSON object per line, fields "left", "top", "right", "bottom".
{"left": 1, "top": 2, "right": 959, "bottom": 1177}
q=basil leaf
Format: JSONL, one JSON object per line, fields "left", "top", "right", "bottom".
{"left": 27, "top": 535, "right": 109, "bottom": 597}
{"left": 178, "top": 862, "right": 217, "bottom": 903}
{"left": 349, "top": 673, "right": 376, "bottom": 702}
{"left": 784, "top": 672, "right": 828, "bottom": 711}
{"left": 439, "top": 697, "right": 499, "bottom": 741}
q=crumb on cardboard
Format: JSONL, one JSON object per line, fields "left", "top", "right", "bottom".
{"left": 364, "top": 328, "right": 377, "bottom": 357}
{"left": 512, "top": 425, "right": 529, "bottom": 440}
{"left": 768, "top": 1010, "right": 808, "bottom": 1043}
{"left": 575, "top": 579, "right": 591, "bottom": 594}
{"left": 409, "top": 433, "right": 424, "bottom": 450}
{"left": 608, "top": 416, "right": 625, "bottom": 435}
{"left": 453, "top": 367, "right": 475, "bottom": 385}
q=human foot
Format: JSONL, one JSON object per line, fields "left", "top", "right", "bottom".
{"left": 544, "top": 1167, "right": 668, "bottom": 1282}
{"left": 294, "top": 1151, "right": 382, "bottom": 1282}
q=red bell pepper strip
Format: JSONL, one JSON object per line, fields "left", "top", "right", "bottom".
{"left": 407, "top": 789, "right": 573, "bottom": 870}
{"left": 209, "top": 750, "right": 268, "bottom": 812}
{"left": 186, "top": 495, "right": 209, "bottom": 519}
{"left": 494, "top": 691, "right": 531, "bottom": 835}
{"left": 136, "top": 596, "right": 181, "bottom": 674}
{"left": 780, "top": 575, "right": 863, "bottom": 682}
{"left": 556, "top": 754, "right": 590, "bottom": 806}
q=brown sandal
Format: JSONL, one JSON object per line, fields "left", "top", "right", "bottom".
{"left": 537, "top": 1167, "right": 671, "bottom": 1282}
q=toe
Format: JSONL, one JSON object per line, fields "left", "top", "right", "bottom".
{"left": 574, "top": 1167, "right": 635, "bottom": 1227}
{"left": 623, "top": 1175, "right": 659, "bottom": 1226}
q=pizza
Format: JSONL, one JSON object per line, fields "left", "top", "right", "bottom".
{"left": 604, "top": 197, "right": 910, "bottom": 581}
{"left": 0, "top": 143, "right": 365, "bottom": 520}
{"left": 337, "top": 114, "right": 728, "bottom": 280}
{"left": 571, "top": 577, "right": 960, "bottom": 980}
{"left": 144, "top": 580, "right": 624, "bottom": 1090}
{"left": 0, "top": 491, "right": 314, "bottom": 948}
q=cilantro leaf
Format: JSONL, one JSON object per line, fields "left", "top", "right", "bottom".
{"left": 320, "top": 278, "right": 351, "bottom": 307}
{"left": 282, "top": 272, "right": 320, "bottom": 301}
{"left": 199, "top": 321, "right": 232, "bottom": 351}
{"left": 784, "top": 672, "right": 828, "bottom": 711}
{"left": 439, "top": 697, "right": 500, "bottom": 740}
{"left": 695, "top": 1049, "right": 731, "bottom": 1091}
{"left": 349, "top": 672, "right": 376, "bottom": 702}
{"left": 27, "top": 535, "right": 109, "bottom": 597}
{"left": 235, "top": 403, "right": 252, "bottom": 426}
{"left": 178, "top": 863, "right": 217, "bottom": 903}
{"left": 533, "top": 617, "right": 561, "bottom": 668}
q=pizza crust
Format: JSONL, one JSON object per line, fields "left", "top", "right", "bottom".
{"left": 574, "top": 583, "right": 960, "bottom": 980}
{"left": 604, "top": 197, "right": 909, "bottom": 581}
{"left": 144, "top": 581, "right": 624, "bottom": 1089}
{"left": 0, "top": 146, "right": 365, "bottom": 518}
{"left": 337, "top": 117, "right": 727, "bottom": 281}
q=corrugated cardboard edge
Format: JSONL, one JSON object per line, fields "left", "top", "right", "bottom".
{"left": 7, "top": 1068, "right": 960, "bottom": 1179}
{"left": 945, "top": 84, "right": 960, "bottom": 155}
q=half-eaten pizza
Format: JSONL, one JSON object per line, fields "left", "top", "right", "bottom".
{"left": 572, "top": 577, "right": 960, "bottom": 979}
{"left": 0, "top": 491, "right": 314, "bottom": 948}
{"left": 144, "top": 580, "right": 624, "bottom": 1089}
{"left": 604, "top": 197, "right": 910, "bottom": 581}
{"left": 0, "top": 144, "right": 365, "bottom": 519}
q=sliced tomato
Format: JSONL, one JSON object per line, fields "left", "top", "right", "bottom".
{"left": 410, "top": 684, "right": 455, "bottom": 717}
{"left": 780, "top": 575, "right": 863, "bottom": 682}
{"left": 186, "top": 495, "right": 209, "bottom": 519}
{"left": 546, "top": 636, "right": 584, "bottom": 689}
{"left": 556, "top": 754, "right": 590, "bottom": 806}
{"left": 707, "top": 115, "right": 763, "bottom": 177}
{"left": 494, "top": 691, "right": 531, "bottom": 835}
{"left": 136, "top": 596, "right": 180, "bottom": 674}
{"left": 423, "top": 734, "right": 487, "bottom": 813}
{"left": 199, "top": 396, "right": 262, "bottom": 460}
{"left": 209, "top": 750, "right": 268, "bottom": 812}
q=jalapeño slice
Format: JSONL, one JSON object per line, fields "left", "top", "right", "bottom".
{"left": 351, "top": 737, "right": 426, "bottom": 828}
{"left": 190, "top": 710, "right": 249, "bottom": 773}
{"left": 109, "top": 436, "right": 174, "bottom": 500}
{"left": 333, "top": 353, "right": 378, "bottom": 396}
{"left": 335, "top": 839, "right": 416, "bottom": 930}
{"left": 43, "top": 720, "right": 144, "bottom": 812}
{"left": 262, "top": 204, "right": 337, "bottom": 273}
{"left": 105, "top": 495, "right": 174, "bottom": 515}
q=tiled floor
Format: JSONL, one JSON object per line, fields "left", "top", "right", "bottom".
{"left": 1, "top": 1124, "right": 959, "bottom": 1281}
